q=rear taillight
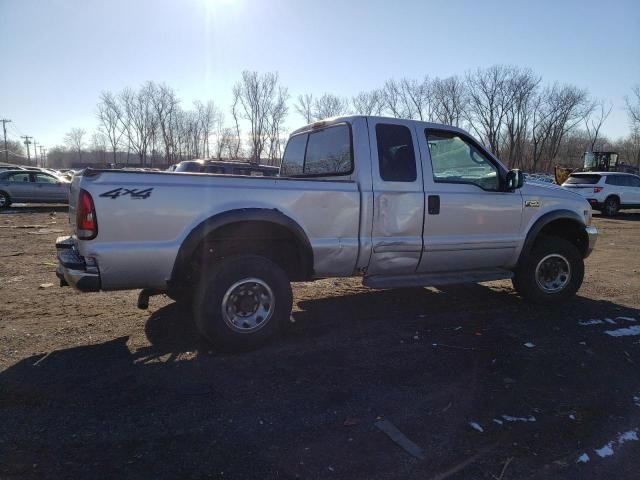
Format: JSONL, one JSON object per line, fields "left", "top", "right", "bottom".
{"left": 77, "top": 189, "right": 98, "bottom": 240}
{"left": 594, "top": 187, "right": 603, "bottom": 193}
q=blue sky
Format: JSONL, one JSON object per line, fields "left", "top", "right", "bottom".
{"left": 1, "top": 0, "right": 638, "bottom": 150}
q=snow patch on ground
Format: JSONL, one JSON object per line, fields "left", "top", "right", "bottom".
{"left": 604, "top": 326, "right": 640, "bottom": 337}
{"left": 576, "top": 453, "right": 590, "bottom": 463}
{"left": 618, "top": 430, "right": 638, "bottom": 443}
{"left": 469, "top": 422, "right": 483, "bottom": 433}
{"left": 595, "top": 444, "right": 614, "bottom": 458}
{"left": 590, "top": 429, "right": 639, "bottom": 460}
{"left": 579, "top": 319, "right": 605, "bottom": 326}
{"left": 633, "top": 395, "right": 640, "bottom": 407}
{"left": 578, "top": 317, "right": 636, "bottom": 328}
{"left": 492, "top": 418, "right": 503, "bottom": 425}
{"left": 502, "top": 414, "right": 536, "bottom": 423}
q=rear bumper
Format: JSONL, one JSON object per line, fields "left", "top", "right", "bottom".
{"left": 56, "top": 236, "right": 101, "bottom": 292}
{"left": 585, "top": 225, "right": 597, "bottom": 258}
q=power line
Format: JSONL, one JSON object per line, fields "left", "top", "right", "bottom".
{"left": 39, "top": 146, "right": 47, "bottom": 167}
{"left": 33, "top": 139, "right": 39, "bottom": 166}
{"left": 21, "top": 135, "right": 33, "bottom": 164}
{"left": 1, "top": 119, "right": 11, "bottom": 163}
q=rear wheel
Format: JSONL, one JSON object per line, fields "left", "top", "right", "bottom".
{"left": 0, "top": 191, "right": 11, "bottom": 209}
{"left": 192, "top": 254, "right": 292, "bottom": 350}
{"left": 512, "top": 236, "right": 584, "bottom": 304}
{"left": 603, "top": 196, "right": 619, "bottom": 217}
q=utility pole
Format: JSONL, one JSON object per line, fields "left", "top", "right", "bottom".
{"left": 1, "top": 119, "right": 11, "bottom": 164}
{"left": 21, "top": 136, "right": 33, "bottom": 165}
{"left": 39, "top": 146, "right": 46, "bottom": 167}
{"left": 33, "top": 139, "right": 39, "bottom": 166}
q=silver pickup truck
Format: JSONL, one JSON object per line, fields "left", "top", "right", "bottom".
{"left": 56, "top": 116, "right": 597, "bottom": 349}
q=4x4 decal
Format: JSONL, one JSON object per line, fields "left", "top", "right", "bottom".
{"left": 99, "top": 187, "right": 153, "bottom": 200}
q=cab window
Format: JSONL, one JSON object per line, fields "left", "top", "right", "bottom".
{"left": 425, "top": 130, "right": 500, "bottom": 191}
{"left": 280, "top": 124, "right": 353, "bottom": 177}
{"left": 376, "top": 124, "right": 417, "bottom": 182}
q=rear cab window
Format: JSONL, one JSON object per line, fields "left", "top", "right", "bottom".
{"left": 280, "top": 124, "right": 353, "bottom": 177}
{"left": 566, "top": 174, "right": 602, "bottom": 185}
{"left": 376, "top": 124, "right": 417, "bottom": 182}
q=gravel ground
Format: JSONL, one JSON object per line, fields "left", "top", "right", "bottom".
{"left": 1, "top": 206, "right": 639, "bottom": 479}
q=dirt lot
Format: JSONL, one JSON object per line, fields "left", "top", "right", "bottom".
{"left": 1, "top": 206, "right": 639, "bottom": 479}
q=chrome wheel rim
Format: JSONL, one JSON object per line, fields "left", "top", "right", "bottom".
{"left": 221, "top": 278, "right": 275, "bottom": 333}
{"left": 535, "top": 254, "right": 571, "bottom": 293}
{"left": 0, "top": 195, "right": 6, "bottom": 207}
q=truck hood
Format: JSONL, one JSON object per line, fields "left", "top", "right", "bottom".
{"left": 522, "top": 180, "right": 583, "bottom": 199}
{"left": 520, "top": 180, "right": 591, "bottom": 213}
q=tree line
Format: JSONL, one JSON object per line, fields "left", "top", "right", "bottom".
{"left": 42, "top": 66, "right": 640, "bottom": 171}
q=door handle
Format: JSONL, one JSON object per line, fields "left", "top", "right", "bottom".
{"left": 428, "top": 195, "right": 440, "bottom": 215}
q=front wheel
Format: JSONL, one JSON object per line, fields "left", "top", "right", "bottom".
{"left": 192, "top": 254, "right": 293, "bottom": 350}
{"left": 512, "top": 236, "right": 584, "bottom": 304}
{"left": 603, "top": 196, "right": 619, "bottom": 217}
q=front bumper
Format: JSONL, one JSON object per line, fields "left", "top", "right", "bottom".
{"left": 56, "top": 236, "right": 101, "bottom": 292}
{"left": 585, "top": 225, "right": 597, "bottom": 258}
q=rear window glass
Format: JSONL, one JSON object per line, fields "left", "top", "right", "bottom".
{"left": 280, "top": 124, "right": 353, "bottom": 177}
{"left": 280, "top": 134, "right": 307, "bottom": 176}
{"left": 565, "top": 174, "right": 601, "bottom": 185}
{"left": 377, "top": 124, "right": 417, "bottom": 182}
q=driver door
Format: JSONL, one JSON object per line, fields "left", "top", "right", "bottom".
{"left": 417, "top": 128, "right": 523, "bottom": 273}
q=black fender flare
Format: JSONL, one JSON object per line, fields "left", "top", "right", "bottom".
{"left": 519, "top": 209, "right": 586, "bottom": 262}
{"left": 169, "top": 208, "right": 314, "bottom": 285}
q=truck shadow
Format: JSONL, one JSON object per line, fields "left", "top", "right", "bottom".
{"left": 2, "top": 285, "right": 640, "bottom": 479}
{"left": 593, "top": 210, "right": 640, "bottom": 221}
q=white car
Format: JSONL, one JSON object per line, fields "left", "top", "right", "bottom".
{"left": 562, "top": 172, "right": 640, "bottom": 216}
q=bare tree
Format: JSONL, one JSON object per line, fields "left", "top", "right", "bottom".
{"left": 531, "top": 84, "right": 591, "bottom": 171}
{"left": 624, "top": 85, "right": 640, "bottom": 167}
{"left": 295, "top": 93, "right": 314, "bottom": 123}
{"left": 381, "top": 79, "right": 403, "bottom": 118}
{"left": 351, "top": 90, "right": 383, "bottom": 115}
{"left": 97, "top": 91, "right": 125, "bottom": 165}
{"left": 584, "top": 100, "right": 612, "bottom": 151}
{"left": 230, "top": 84, "right": 243, "bottom": 159}
{"left": 266, "top": 85, "right": 289, "bottom": 163}
{"left": 150, "top": 83, "right": 180, "bottom": 165}
{"left": 312, "top": 93, "right": 349, "bottom": 120}
{"left": 625, "top": 85, "right": 640, "bottom": 127}
{"left": 432, "top": 76, "right": 468, "bottom": 127}
{"left": 64, "top": 128, "right": 86, "bottom": 162}
{"left": 233, "top": 71, "right": 287, "bottom": 162}
{"left": 502, "top": 69, "right": 540, "bottom": 168}
{"left": 90, "top": 130, "right": 108, "bottom": 164}
{"left": 465, "top": 65, "right": 520, "bottom": 157}
{"left": 119, "top": 83, "right": 158, "bottom": 166}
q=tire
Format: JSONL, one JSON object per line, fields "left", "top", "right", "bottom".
{"left": 512, "top": 236, "right": 584, "bottom": 304}
{"left": 0, "top": 191, "right": 11, "bottom": 209}
{"left": 192, "top": 254, "right": 292, "bottom": 350}
{"left": 603, "top": 196, "right": 619, "bottom": 217}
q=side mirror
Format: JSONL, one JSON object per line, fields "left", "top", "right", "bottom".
{"left": 505, "top": 169, "right": 524, "bottom": 191}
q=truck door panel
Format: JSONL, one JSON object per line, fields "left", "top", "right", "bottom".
{"left": 417, "top": 128, "right": 523, "bottom": 273}
{"left": 367, "top": 119, "right": 424, "bottom": 275}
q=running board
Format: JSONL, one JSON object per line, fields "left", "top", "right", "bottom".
{"left": 363, "top": 269, "right": 513, "bottom": 289}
